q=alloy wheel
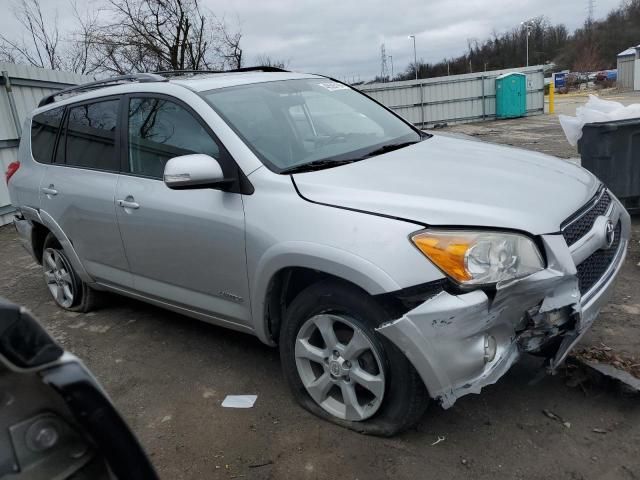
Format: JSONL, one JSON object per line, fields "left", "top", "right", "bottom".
{"left": 43, "top": 248, "right": 75, "bottom": 308}
{"left": 294, "top": 313, "right": 386, "bottom": 421}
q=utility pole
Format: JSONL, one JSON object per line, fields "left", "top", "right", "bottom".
{"left": 521, "top": 21, "right": 533, "bottom": 67}
{"left": 389, "top": 55, "right": 394, "bottom": 80}
{"left": 408, "top": 35, "right": 417, "bottom": 80}
{"left": 380, "top": 43, "right": 389, "bottom": 82}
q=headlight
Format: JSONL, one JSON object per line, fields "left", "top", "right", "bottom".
{"left": 411, "top": 229, "right": 544, "bottom": 285}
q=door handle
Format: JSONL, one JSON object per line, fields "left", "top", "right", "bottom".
{"left": 117, "top": 199, "right": 140, "bottom": 210}
{"left": 42, "top": 185, "right": 58, "bottom": 196}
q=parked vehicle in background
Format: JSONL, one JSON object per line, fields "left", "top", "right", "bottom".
{"left": 595, "top": 70, "right": 618, "bottom": 82}
{"left": 5, "top": 68, "right": 630, "bottom": 435}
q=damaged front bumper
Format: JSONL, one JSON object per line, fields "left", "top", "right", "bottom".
{"left": 377, "top": 199, "right": 631, "bottom": 409}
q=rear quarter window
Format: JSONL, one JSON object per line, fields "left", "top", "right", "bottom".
{"left": 31, "top": 107, "right": 64, "bottom": 164}
{"left": 64, "top": 99, "right": 120, "bottom": 172}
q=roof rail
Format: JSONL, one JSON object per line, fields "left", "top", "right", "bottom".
{"left": 38, "top": 73, "right": 167, "bottom": 107}
{"left": 153, "top": 66, "right": 290, "bottom": 78}
{"left": 153, "top": 69, "right": 220, "bottom": 77}
{"left": 228, "top": 66, "right": 289, "bottom": 73}
{"left": 38, "top": 68, "right": 290, "bottom": 107}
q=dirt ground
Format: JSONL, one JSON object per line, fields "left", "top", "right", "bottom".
{"left": 1, "top": 104, "right": 639, "bottom": 479}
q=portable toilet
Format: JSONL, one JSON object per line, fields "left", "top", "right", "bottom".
{"left": 495, "top": 72, "right": 527, "bottom": 118}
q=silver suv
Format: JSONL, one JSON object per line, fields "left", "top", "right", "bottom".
{"left": 6, "top": 69, "right": 630, "bottom": 435}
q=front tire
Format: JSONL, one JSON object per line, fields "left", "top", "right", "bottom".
{"left": 42, "top": 233, "right": 96, "bottom": 312}
{"left": 280, "top": 280, "right": 429, "bottom": 436}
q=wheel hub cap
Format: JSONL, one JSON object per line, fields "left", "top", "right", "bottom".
{"left": 329, "top": 358, "right": 346, "bottom": 377}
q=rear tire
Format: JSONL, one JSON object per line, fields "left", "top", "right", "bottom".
{"left": 279, "top": 280, "right": 429, "bottom": 436}
{"left": 42, "top": 233, "right": 97, "bottom": 313}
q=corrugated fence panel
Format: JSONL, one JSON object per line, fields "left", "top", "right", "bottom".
{"left": 360, "top": 65, "right": 545, "bottom": 127}
{"left": 0, "top": 62, "right": 95, "bottom": 86}
{"left": 0, "top": 85, "right": 58, "bottom": 140}
{"left": 0, "top": 147, "right": 18, "bottom": 211}
{"left": 0, "top": 86, "right": 15, "bottom": 141}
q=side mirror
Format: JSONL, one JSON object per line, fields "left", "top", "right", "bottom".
{"left": 0, "top": 297, "right": 158, "bottom": 479}
{"left": 163, "top": 154, "right": 230, "bottom": 190}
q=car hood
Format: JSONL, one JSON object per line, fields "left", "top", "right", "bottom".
{"left": 292, "top": 134, "right": 599, "bottom": 235}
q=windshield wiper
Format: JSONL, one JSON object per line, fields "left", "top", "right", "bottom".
{"left": 280, "top": 159, "right": 359, "bottom": 174}
{"left": 280, "top": 140, "right": 421, "bottom": 174}
{"left": 360, "top": 140, "right": 420, "bottom": 158}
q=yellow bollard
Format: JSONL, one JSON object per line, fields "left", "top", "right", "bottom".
{"left": 549, "top": 83, "right": 555, "bottom": 114}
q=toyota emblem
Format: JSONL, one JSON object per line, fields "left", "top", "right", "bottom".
{"left": 604, "top": 220, "right": 615, "bottom": 249}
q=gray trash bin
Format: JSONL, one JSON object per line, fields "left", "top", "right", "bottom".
{"left": 578, "top": 117, "right": 640, "bottom": 213}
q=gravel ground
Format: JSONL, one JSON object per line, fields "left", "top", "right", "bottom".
{"left": 1, "top": 108, "right": 639, "bottom": 478}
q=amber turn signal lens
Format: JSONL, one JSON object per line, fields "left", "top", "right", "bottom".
{"left": 411, "top": 233, "right": 472, "bottom": 282}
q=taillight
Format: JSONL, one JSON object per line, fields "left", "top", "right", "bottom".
{"left": 5, "top": 161, "right": 20, "bottom": 184}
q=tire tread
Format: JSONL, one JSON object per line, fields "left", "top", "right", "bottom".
{"left": 280, "top": 279, "right": 429, "bottom": 436}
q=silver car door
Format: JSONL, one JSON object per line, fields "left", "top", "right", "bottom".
{"left": 40, "top": 97, "right": 132, "bottom": 288}
{"left": 115, "top": 95, "right": 250, "bottom": 327}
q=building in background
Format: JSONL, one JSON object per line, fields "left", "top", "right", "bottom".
{"left": 0, "top": 63, "right": 95, "bottom": 225}
{"left": 617, "top": 45, "right": 640, "bottom": 90}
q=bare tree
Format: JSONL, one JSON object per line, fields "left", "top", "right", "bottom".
{"left": 0, "top": 0, "right": 102, "bottom": 74}
{"left": 215, "top": 20, "right": 243, "bottom": 69}
{"left": 0, "top": 0, "right": 63, "bottom": 69}
{"left": 0, "top": 0, "right": 243, "bottom": 75}
{"left": 254, "top": 55, "right": 289, "bottom": 69}
{"left": 66, "top": 1, "right": 101, "bottom": 74}
{"left": 87, "top": 0, "right": 243, "bottom": 74}
{"left": 572, "top": 43, "right": 602, "bottom": 72}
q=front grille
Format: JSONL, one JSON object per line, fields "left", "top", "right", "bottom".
{"left": 576, "top": 222, "right": 621, "bottom": 295}
{"left": 562, "top": 190, "right": 611, "bottom": 246}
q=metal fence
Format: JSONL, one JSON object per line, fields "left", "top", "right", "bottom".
{"left": 0, "top": 63, "right": 95, "bottom": 225}
{"left": 358, "top": 66, "right": 545, "bottom": 128}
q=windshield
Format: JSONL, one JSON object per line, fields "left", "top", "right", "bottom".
{"left": 201, "top": 78, "right": 424, "bottom": 173}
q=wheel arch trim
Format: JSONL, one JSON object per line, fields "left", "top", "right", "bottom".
{"left": 38, "top": 209, "right": 94, "bottom": 284}
{"left": 251, "top": 241, "right": 402, "bottom": 345}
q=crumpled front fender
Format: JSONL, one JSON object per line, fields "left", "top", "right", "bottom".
{"left": 376, "top": 234, "right": 584, "bottom": 409}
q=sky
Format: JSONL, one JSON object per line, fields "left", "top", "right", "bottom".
{"left": 0, "top": 0, "right": 624, "bottom": 81}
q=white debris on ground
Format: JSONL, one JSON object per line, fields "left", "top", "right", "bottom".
{"left": 559, "top": 95, "right": 640, "bottom": 146}
{"left": 221, "top": 395, "right": 258, "bottom": 408}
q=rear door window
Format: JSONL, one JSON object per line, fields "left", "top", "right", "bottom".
{"left": 31, "top": 107, "right": 64, "bottom": 164}
{"left": 126, "top": 97, "right": 221, "bottom": 179}
{"left": 63, "top": 99, "right": 120, "bottom": 172}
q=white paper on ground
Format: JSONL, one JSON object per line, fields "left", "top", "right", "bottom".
{"left": 221, "top": 395, "right": 258, "bottom": 408}
{"left": 559, "top": 94, "right": 640, "bottom": 147}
